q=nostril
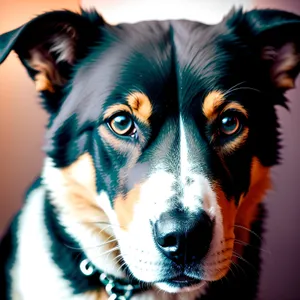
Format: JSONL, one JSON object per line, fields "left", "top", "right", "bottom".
{"left": 157, "top": 234, "right": 178, "bottom": 250}
{"left": 153, "top": 219, "right": 181, "bottom": 255}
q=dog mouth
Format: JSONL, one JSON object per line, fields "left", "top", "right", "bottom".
{"left": 162, "top": 275, "right": 202, "bottom": 288}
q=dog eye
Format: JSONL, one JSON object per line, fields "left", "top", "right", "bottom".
{"left": 109, "top": 113, "right": 136, "bottom": 136}
{"left": 219, "top": 112, "right": 241, "bottom": 135}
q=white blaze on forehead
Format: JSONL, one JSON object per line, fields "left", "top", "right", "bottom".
{"left": 180, "top": 116, "right": 204, "bottom": 211}
{"left": 179, "top": 116, "right": 189, "bottom": 181}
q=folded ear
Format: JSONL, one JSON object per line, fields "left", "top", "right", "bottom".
{"left": 0, "top": 9, "right": 105, "bottom": 112}
{"left": 240, "top": 9, "right": 300, "bottom": 91}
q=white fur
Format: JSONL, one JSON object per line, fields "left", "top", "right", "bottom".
{"left": 140, "top": 168, "right": 176, "bottom": 219}
{"left": 10, "top": 187, "right": 93, "bottom": 300}
{"left": 179, "top": 116, "right": 208, "bottom": 212}
{"left": 50, "top": 34, "right": 75, "bottom": 64}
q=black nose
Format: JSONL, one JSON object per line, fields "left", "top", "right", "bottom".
{"left": 153, "top": 210, "right": 213, "bottom": 264}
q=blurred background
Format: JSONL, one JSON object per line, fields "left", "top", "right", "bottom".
{"left": 0, "top": 0, "right": 299, "bottom": 299}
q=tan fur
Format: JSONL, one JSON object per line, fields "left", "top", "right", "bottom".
{"left": 127, "top": 92, "right": 152, "bottom": 124}
{"left": 28, "top": 49, "right": 65, "bottom": 92}
{"left": 202, "top": 91, "right": 225, "bottom": 120}
{"left": 84, "top": 289, "right": 108, "bottom": 300}
{"left": 48, "top": 153, "right": 118, "bottom": 256}
{"left": 263, "top": 43, "right": 300, "bottom": 90}
{"left": 221, "top": 128, "right": 249, "bottom": 155}
{"left": 58, "top": 153, "right": 101, "bottom": 225}
{"left": 234, "top": 158, "right": 271, "bottom": 257}
{"left": 203, "top": 92, "right": 247, "bottom": 122}
{"left": 212, "top": 183, "right": 236, "bottom": 278}
{"left": 103, "top": 104, "right": 132, "bottom": 120}
{"left": 114, "top": 184, "right": 142, "bottom": 230}
{"left": 211, "top": 157, "right": 271, "bottom": 267}
{"left": 34, "top": 72, "right": 55, "bottom": 93}
{"left": 99, "top": 126, "right": 126, "bottom": 153}
{"left": 98, "top": 126, "right": 143, "bottom": 162}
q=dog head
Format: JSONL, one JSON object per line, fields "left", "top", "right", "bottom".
{"left": 1, "top": 7, "right": 300, "bottom": 293}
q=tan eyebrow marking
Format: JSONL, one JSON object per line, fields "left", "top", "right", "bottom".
{"left": 127, "top": 92, "right": 152, "bottom": 124}
{"left": 203, "top": 91, "right": 225, "bottom": 120}
{"left": 103, "top": 104, "right": 132, "bottom": 120}
{"left": 203, "top": 91, "right": 248, "bottom": 121}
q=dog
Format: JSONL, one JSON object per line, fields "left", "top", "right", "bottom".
{"left": 0, "top": 6, "right": 299, "bottom": 300}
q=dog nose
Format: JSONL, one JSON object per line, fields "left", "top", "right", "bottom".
{"left": 153, "top": 210, "right": 213, "bottom": 263}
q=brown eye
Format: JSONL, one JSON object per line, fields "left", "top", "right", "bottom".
{"left": 109, "top": 113, "right": 136, "bottom": 136}
{"left": 220, "top": 113, "right": 241, "bottom": 135}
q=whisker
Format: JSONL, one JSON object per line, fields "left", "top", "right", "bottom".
{"left": 228, "top": 263, "right": 237, "bottom": 280}
{"left": 117, "top": 261, "right": 128, "bottom": 274}
{"left": 231, "top": 252, "right": 258, "bottom": 274}
{"left": 81, "top": 222, "right": 123, "bottom": 231}
{"left": 223, "top": 86, "right": 261, "bottom": 98}
{"left": 63, "top": 237, "right": 118, "bottom": 251}
{"left": 112, "top": 253, "right": 125, "bottom": 265}
{"left": 230, "top": 259, "right": 247, "bottom": 277}
{"left": 222, "top": 81, "right": 246, "bottom": 97}
{"left": 97, "top": 224, "right": 117, "bottom": 235}
{"left": 234, "top": 239, "right": 271, "bottom": 255}
{"left": 91, "top": 246, "right": 120, "bottom": 261}
{"left": 233, "top": 225, "right": 262, "bottom": 241}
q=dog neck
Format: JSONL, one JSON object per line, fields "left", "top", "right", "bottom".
{"left": 43, "top": 191, "right": 146, "bottom": 299}
{"left": 42, "top": 156, "right": 125, "bottom": 277}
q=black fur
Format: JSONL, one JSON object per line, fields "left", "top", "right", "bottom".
{"left": 1, "top": 7, "right": 300, "bottom": 300}
{"left": 0, "top": 214, "right": 20, "bottom": 300}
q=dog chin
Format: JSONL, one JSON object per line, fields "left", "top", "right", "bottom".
{"left": 155, "top": 280, "right": 208, "bottom": 294}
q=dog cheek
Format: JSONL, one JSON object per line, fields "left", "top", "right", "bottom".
{"left": 234, "top": 157, "right": 271, "bottom": 257}
{"left": 216, "top": 188, "right": 237, "bottom": 241}
{"left": 114, "top": 184, "right": 142, "bottom": 231}
{"left": 45, "top": 153, "right": 105, "bottom": 224}
{"left": 202, "top": 184, "right": 236, "bottom": 281}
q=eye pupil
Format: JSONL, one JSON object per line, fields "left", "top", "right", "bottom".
{"left": 115, "top": 115, "right": 130, "bottom": 128}
{"left": 220, "top": 114, "right": 240, "bottom": 135}
{"left": 109, "top": 114, "right": 135, "bottom": 136}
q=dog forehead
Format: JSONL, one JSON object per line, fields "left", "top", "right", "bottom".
{"left": 96, "top": 20, "right": 227, "bottom": 108}
{"left": 53, "top": 19, "right": 236, "bottom": 133}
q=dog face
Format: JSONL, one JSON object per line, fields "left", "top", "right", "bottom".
{"left": 1, "top": 8, "right": 300, "bottom": 293}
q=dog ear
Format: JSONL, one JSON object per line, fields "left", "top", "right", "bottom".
{"left": 235, "top": 9, "right": 300, "bottom": 91}
{"left": 0, "top": 9, "right": 105, "bottom": 112}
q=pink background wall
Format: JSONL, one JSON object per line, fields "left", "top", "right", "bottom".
{"left": 1, "top": 1, "right": 299, "bottom": 299}
{"left": 0, "top": 0, "right": 78, "bottom": 240}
